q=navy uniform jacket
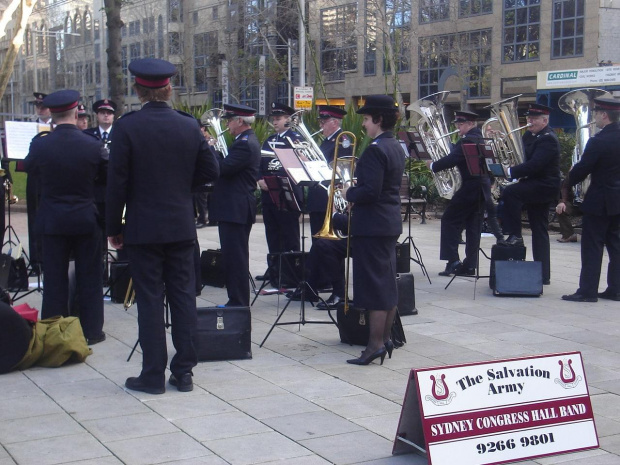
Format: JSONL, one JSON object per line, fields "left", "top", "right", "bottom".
{"left": 511, "top": 126, "right": 561, "bottom": 186}
{"left": 106, "top": 101, "right": 219, "bottom": 244}
{"left": 210, "top": 128, "right": 261, "bottom": 224}
{"left": 347, "top": 132, "right": 405, "bottom": 237}
{"left": 306, "top": 128, "right": 353, "bottom": 212}
{"left": 83, "top": 127, "right": 109, "bottom": 203}
{"left": 24, "top": 125, "right": 105, "bottom": 235}
{"left": 569, "top": 121, "right": 620, "bottom": 216}
{"left": 260, "top": 129, "right": 303, "bottom": 206}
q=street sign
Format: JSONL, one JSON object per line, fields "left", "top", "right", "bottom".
{"left": 294, "top": 86, "right": 313, "bottom": 110}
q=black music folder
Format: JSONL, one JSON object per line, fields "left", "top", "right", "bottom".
{"left": 263, "top": 176, "right": 301, "bottom": 212}
{"left": 462, "top": 142, "right": 505, "bottom": 178}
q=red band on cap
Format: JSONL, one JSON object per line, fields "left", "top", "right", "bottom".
{"left": 528, "top": 107, "right": 550, "bottom": 115}
{"left": 50, "top": 101, "right": 79, "bottom": 113}
{"left": 135, "top": 76, "right": 170, "bottom": 88}
{"left": 319, "top": 110, "right": 343, "bottom": 119}
{"left": 595, "top": 102, "right": 620, "bottom": 110}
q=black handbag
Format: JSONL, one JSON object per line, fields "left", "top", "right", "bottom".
{"left": 200, "top": 250, "right": 226, "bottom": 288}
{"left": 395, "top": 243, "right": 410, "bottom": 274}
{"left": 493, "top": 260, "right": 543, "bottom": 297}
{"left": 337, "top": 301, "right": 407, "bottom": 348}
{"left": 195, "top": 306, "right": 252, "bottom": 361}
{"left": 8, "top": 256, "right": 28, "bottom": 292}
{"left": 397, "top": 272, "right": 417, "bottom": 316}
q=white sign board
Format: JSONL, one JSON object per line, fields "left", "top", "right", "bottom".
{"left": 394, "top": 352, "right": 598, "bottom": 464}
{"left": 294, "top": 86, "right": 313, "bottom": 110}
{"left": 537, "top": 66, "right": 620, "bottom": 90}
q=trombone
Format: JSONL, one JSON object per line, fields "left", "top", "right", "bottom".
{"left": 313, "top": 131, "right": 357, "bottom": 313}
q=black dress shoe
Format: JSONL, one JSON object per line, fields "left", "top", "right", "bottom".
{"left": 207, "top": 221, "right": 218, "bottom": 227}
{"left": 438, "top": 260, "right": 461, "bottom": 276}
{"left": 255, "top": 274, "right": 267, "bottom": 281}
{"left": 196, "top": 222, "right": 206, "bottom": 229}
{"left": 347, "top": 347, "right": 387, "bottom": 365}
{"left": 169, "top": 373, "right": 193, "bottom": 392}
{"left": 497, "top": 235, "right": 524, "bottom": 247}
{"left": 125, "top": 377, "right": 165, "bottom": 395}
{"left": 562, "top": 293, "right": 597, "bottom": 303}
{"left": 543, "top": 279, "right": 551, "bottom": 285}
{"left": 598, "top": 290, "right": 620, "bottom": 301}
{"left": 86, "top": 332, "right": 106, "bottom": 345}
{"left": 454, "top": 264, "right": 475, "bottom": 276}
{"left": 316, "top": 294, "right": 341, "bottom": 310}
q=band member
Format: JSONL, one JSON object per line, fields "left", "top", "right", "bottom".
{"left": 306, "top": 105, "right": 350, "bottom": 238}
{"left": 257, "top": 102, "right": 303, "bottom": 279}
{"left": 24, "top": 89, "right": 107, "bottom": 345}
{"left": 498, "top": 103, "right": 561, "bottom": 285}
{"left": 76, "top": 104, "right": 90, "bottom": 130}
{"left": 209, "top": 103, "right": 261, "bottom": 307}
{"left": 427, "top": 110, "right": 488, "bottom": 276}
{"left": 345, "top": 95, "right": 404, "bottom": 365}
{"left": 555, "top": 177, "right": 579, "bottom": 243}
{"left": 107, "top": 58, "right": 219, "bottom": 394}
{"left": 84, "top": 99, "right": 117, "bottom": 151}
{"left": 194, "top": 120, "right": 213, "bottom": 229}
{"left": 562, "top": 97, "right": 620, "bottom": 302}
{"left": 24, "top": 92, "right": 51, "bottom": 272}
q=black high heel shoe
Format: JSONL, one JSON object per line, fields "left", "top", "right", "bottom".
{"left": 347, "top": 347, "right": 387, "bottom": 365}
{"left": 384, "top": 340, "right": 394, "bottom": 359}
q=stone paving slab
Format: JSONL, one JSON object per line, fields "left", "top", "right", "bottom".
{"left": 0, "top": 212, "right": 618, "bottom": 464}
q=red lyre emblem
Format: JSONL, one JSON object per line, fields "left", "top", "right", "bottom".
{"left": 425, "top": 373, "right": 456, "bottom": 406}
{"left": 555, "top": 358, "right": 582, "bottom": 389}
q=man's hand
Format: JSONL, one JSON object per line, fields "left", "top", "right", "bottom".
{"left": 108, "top": 234, "right": 124, "bottom": 250}
{"left": 257, "top": 179, "right": 268, "bottom": 191}
{"left": 556, "top": 202, "right": 567, "bottom": 215}
{"left": 425, "top": 160, "right": 433, "bottom": 170}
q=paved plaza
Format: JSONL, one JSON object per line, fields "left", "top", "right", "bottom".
{"left": 0, "top": 208, "right": 619, "bottom": 465}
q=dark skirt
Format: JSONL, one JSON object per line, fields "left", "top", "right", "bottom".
{"left": 352, "top": 235, "right": 399, "bottom": 310}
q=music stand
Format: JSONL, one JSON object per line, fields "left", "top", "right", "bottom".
{"left": 260, "top": 154, "right": 336, "bottom": 347}
{"left": 444, "top": 140, "right": 504, "bottom": 297}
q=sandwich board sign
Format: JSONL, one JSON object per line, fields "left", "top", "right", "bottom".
{"left": 393, "top": 352, "right": 598, "bottom": 464}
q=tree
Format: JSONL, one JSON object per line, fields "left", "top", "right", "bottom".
{"left": 0, "top": 0, "right": 35, "bottom": 101}
{"left": 104, "top": 0, "right": 124, "bottom": 112}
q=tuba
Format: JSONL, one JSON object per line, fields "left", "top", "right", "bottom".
{"left": 558, "top": 88, "right": 611, "bottom": 204}
{"left": 203, "top": 108, "right": 229, "bottom": 157}
{"left": 407, "top": 91, "right": 461, "bottom": 199}
{"left": 288, "top": 110, "right": 329, "bottom": 163}
{"left": 482, "top": 95, "right": 530, "bottom": 187}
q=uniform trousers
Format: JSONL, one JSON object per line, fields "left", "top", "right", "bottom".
{"left": 41, "top": 230, "right": 103, "bottom": 339}
{"left": 219, "top": 221, "right": 253, "bottom": 307}
{"left": 501, "top": 180, "right": 558, "bottom": 282}
{"left": 577, "top": 213, "right": 620, "bottom": 297}
{"left": 307, "top": 237, "right": 347, "bottom": 297}
{"left": 262, "top": 203, "right": 300, "bottom": 253}
{"left": 26, "top": 175, "right": 42, "bottom": 268}
{"left": 126, "top": 240, "right": 197, "bottom": 388}
{"left": 440, "top": 181, "right": 483, "bottom": 268}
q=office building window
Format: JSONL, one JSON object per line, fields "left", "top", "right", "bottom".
{"left": 194, "top": 31, "right": 218, "bottom": 92}
{"left": 364, "top": 0, "right": 376, "bottom": 75}
{"left": 385, "top": 0, "right": 411, "bottom": 73}
{"left": 503, "top": 0, "right": 540, "bottom": 62}
{"left": 419, "top": 28, "right": 491, "bottom": 98}
{"left": 320, "top": 3, "right": 357, "bottom": 81}
{"left": 169, "top": 32, "right": 182, "bottom": 55}
{"left": 459, "top": 0, "right": 492, "bottom": 17}
{"left": 552, "top": 0, "right": 584, "bottom": 58}
{"left": 169, "top": 0, "right": 183, "bottom": 22}
{"left": 420, "top": 0, "right": 449, "bottom": 23}
{"left": 84, "top": 11, "right": 92, "bottom": 43}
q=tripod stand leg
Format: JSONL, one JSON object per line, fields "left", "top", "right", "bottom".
{"left": 127, "top": 339, "right": 140, "bottom": 362}
{"left": 259, "top": 298, "right": 293, "bottom": 347}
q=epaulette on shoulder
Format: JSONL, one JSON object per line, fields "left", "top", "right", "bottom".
{"left": 33, "top": 131, "right": 51, "bottom": 139}
{"left": 83, "top": 131, "right": 100, "bottom": 140}
{"left": 370, "top": 140, "right": 379, "bottom": 146}
{"left": 240, "top": 135, "right": 249, "bottom": 141}
{"left": 118, "top": 110, "right": 137, "bottom": 120}
{"left": 174, "top": 109, "right": 194, "bottom": 119}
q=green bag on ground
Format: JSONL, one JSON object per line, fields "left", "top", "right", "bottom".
{"left": 16, "top": 316, "right": 92, "bottom": 370}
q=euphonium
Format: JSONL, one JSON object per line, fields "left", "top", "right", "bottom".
{"left": 288, "top": 110, "right": 329, "bottom": 163}
{"left": 407, "top": 91, "right": 461, "bottom": 199}
{"left": 482, "top": 95, "right": 530, "bottom": 187}
{"left": 314, "top": 131, "right": 357, "bottom": 240}
{"left": 203, "top": 108, "right": 229, "bottom": 157}
{"left": 558, "top": 87, "right": 611, "bottom": 204}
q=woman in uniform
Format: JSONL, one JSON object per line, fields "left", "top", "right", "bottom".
{"left": 345, "top": 95, "right": 405, "bottom": 365}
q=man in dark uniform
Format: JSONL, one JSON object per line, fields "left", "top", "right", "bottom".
{"left": 84, "top": 99, "right": 117, "bottom": 265}
{"left": 76, "top": 104, "right": 90, "bottom": 130}
{"left": 306, "top": 105, "right": 350, "bottom": 238}
{"left": 24, "top": 92, "right": 52, "bottom": 273}
{"left": 498, "top": 103, "right": 561, "bottom": 285}
{"left": 209, "top": 103, "right": 261, "bottom": 307}
{"left": 24, "top": 89, "right": 106, "bottom": 344}
{"left": 106, "top": 58, "right": 219, "bottom": 394}
{"left": 84, "top": 99, "right": 116, "bottom": 151}
{"left": 255, "top": 102, "right": 303, "bottom": 282}
{"left": 428, "top": 110, "right": 487, "bottom": 276}
{"left": 562, "top": 97, "right": 620, "bottom": 302}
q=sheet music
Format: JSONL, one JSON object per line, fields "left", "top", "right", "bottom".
{"left": 4, "top": 122, "right": 47, "bottom": 160}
